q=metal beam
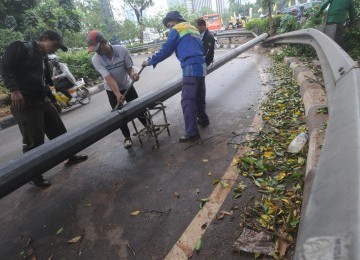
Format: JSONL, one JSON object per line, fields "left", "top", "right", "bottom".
{"left": 0, "top": 33, "right": 268, "bottom": 199}
{"left": 264, "top": 29, "right": 360, "bottom": 259}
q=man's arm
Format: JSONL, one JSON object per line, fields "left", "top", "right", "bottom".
{"left": 317, "top": 0, "right": 331, "bottom": 14}
{"left": 146, "top": 29, "right": 178, "bottom": 67}
{"left": 205, "top": 32, "right": 215, "bottom": 66}
{"left": 126, "top": 66, "right": 140, "bottom": 81}
{"left": 1, "top": 41, "right": 27, "bottom": 92}
{"left": 1, "top": 41, "right": 28, "bottom": 109}
{"left": 104, "top": 74, "right": 124, "bottom": 103}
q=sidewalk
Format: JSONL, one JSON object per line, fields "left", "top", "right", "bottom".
{"left": 0, "top": 83, "right": 104, "bottom": 131}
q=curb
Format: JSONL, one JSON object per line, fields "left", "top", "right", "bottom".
{"left": 0, "top": 83, "right": 104, "bottom": 131}
{"left": 283, "top": 57, "right": 328, "bottom": 179}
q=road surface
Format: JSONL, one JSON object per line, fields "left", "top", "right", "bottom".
{"left": 0, "top": 48, "right": 272, "bottom": 259}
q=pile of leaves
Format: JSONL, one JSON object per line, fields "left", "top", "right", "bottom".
{"left": 235, "top": 61, "right": 307, "bottom": 258}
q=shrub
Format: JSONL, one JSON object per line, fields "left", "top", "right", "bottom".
{"left": 57, "top": 50, "right": 101, "bottom": 85}
{"left": 279, "top": 15, "right": 301, "bottom": 33}
{"left": 344, "top": 21, "right": 360, "bottom": 61}
{"left": 245, "top": 18, "right": 268, "bottom": 35}
{"left": 272, "top": 15, "right": 283, "bottom": 34}
{"left": 274, "top": 45, "right": 317, "bottom": 61}
{"left": 0, "top": 29, "right": 24, "bottom": 57}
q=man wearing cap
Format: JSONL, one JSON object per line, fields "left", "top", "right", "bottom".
{"left": 86, "top": 30, "right": 149, "bottom": 149}
{"left": 142, "top": 11, "right": 209, "bottom": 143}
{"left": 1, "top": 30, "right": 88, "bottom": 188}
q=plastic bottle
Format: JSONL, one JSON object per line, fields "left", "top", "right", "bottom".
{"left": 287, "top": 132, "right": 308, "bottom": 154}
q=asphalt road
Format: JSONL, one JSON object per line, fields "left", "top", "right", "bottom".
{"left": 0, "top": 48, "right": 271, "bottom": 259}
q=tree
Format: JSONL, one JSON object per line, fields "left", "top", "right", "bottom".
{"left": 198, "top": 6, "right": 214, "bottom": 15}
{"left": 168, "top": 4, "right": 201, "bottom": 24}
{"left": 0, "top": 0, "right": 38, "bottom": 31}
{"left": 21, "top": 0, "right": 82, "bottom": 39}
{"left": 261, "top": 0, "right": 276, "bottom": 36}
{"left": 123, "top": 0, "right": 154, "bottom": 43}
{"left": 120, "top": 19, "right": 139, "bottom": 43}
{"left": 145, "top": 12, "right": 167, "bottom": 38}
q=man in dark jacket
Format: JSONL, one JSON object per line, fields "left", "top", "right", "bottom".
{"left": 1, "top": 30, "right": 87, "bottom": 188}
{"left": 195, "top": 18, "right": 215, "bottom": 67}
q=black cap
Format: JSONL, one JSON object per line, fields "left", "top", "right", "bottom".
{"left": 162, "top": 11, "right": 187, "bottom": 27}
{"left": 41, "top": 30, "right": 68, "bottom": 52}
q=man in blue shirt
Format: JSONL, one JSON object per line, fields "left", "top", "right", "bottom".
{"left": 142, "top": 11, "right": 209, "bottom": 142}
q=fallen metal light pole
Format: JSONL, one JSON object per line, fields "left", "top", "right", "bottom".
{"left": 215, "top": 29, "right": 257, "bottom": 38}
{"left": 0, "top": 33, "right": 268, "bottom": 199}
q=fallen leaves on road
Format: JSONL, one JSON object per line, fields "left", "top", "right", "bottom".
{"left": 56, "top": 227, "right": 64, "bottom": 235}
{"left": 234, "top": 60, "right": 307, "bottom": 258}
{"left": 68, "top": 236, "right": 82, "bottom": 244}
{"left": 199, "top": 198, "right": 209, "bottom": 208}
{"left": 130, "top": 211, "right": 140, "bottom": 216}
{"left": 195, "top": 239, "right": 202, "bottom": 251}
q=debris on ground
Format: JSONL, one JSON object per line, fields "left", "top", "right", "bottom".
{"left": 232, "top": 227, "right": 274, "bottom": 255}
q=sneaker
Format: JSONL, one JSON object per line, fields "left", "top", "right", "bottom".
{"left": 179, "top": 134, "right": 201, "bottom": 142}
{"left": 30, "top": 175, "right": 51, "bottom": 188}
{"left": 64, "top": 154, "right": 88, "bottom": 167}
{"left": 123, "top": 138, "right": 132, "bottom": 149}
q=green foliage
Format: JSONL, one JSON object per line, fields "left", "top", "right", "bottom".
{"left": 245, "top": 18, "right": 269, "bottom": 34}
{"left": 272, "top": 15, "right": 283, "bottom": 33}
{"left": 344, "top": 22, "right": 360, "bottom": 61}
{"left": 120, "top": 19, "right": 139, "bottom": 43}
{"left": 22, "top": 0, "right": 81, "bottom": 39}
{"left": 0, "top": 0, "right": 37, "bottom": 31}
{"left": 302, "top": 12, "right": 323, "bottom": 29}
{"left": 278, "top": 15, "right": 301, "bottom": 33}
{"left": 57, "top": 50, "right": 101, "bottom": 85}
{"left": 0, "top": 29, "right": 23, "bottom": 56}
{"left": 274, "top": 45, "right": 317, "bottom": 62}
{"left": 123, "top": 0, "right": 155, "bottom": 43}
{"left": 145, "top": 12, "right": 166, "bottom": 37}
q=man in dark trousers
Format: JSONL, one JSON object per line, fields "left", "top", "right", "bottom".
{"left": 195, "top": 18, "right": 215, "bottom": 67}
{"left": 1, "top": 30, "right": 88, "bottom": 188}
{"left": 142, "top": 11, "right": 209, "bottom": 142}
{"left": 317, "top": 0, "right": 356, "bottom": 47}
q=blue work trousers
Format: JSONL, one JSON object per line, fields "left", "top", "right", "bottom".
{"left": 181, "top": 76, "right": 209, "bottom": 136}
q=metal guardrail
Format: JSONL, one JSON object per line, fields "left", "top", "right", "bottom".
{"left": 264, "top": 28, "right": 360, "bottom": 260}
{"left": 214, "top": 29, "right": 257, "bottom": 38}
{"left": 0, "top": 33, "right": 268, "bottom": 199}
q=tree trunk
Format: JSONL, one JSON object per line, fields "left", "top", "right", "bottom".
{"left": 139, "top": 24, "right": 144, "bottom": 44}
{"left": 268, "top": 2, "right": 274, "bottom": 36}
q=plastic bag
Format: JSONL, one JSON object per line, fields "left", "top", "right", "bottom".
{"left": 287, "top": 132, "right": 308, "bottom": 154}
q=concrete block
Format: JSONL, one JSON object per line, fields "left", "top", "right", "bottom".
{"left": 296, "top": 70, "right": 316, "bottom": 87}
{"left": 299, "top": 82, "right": 323, "bottom": 98}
